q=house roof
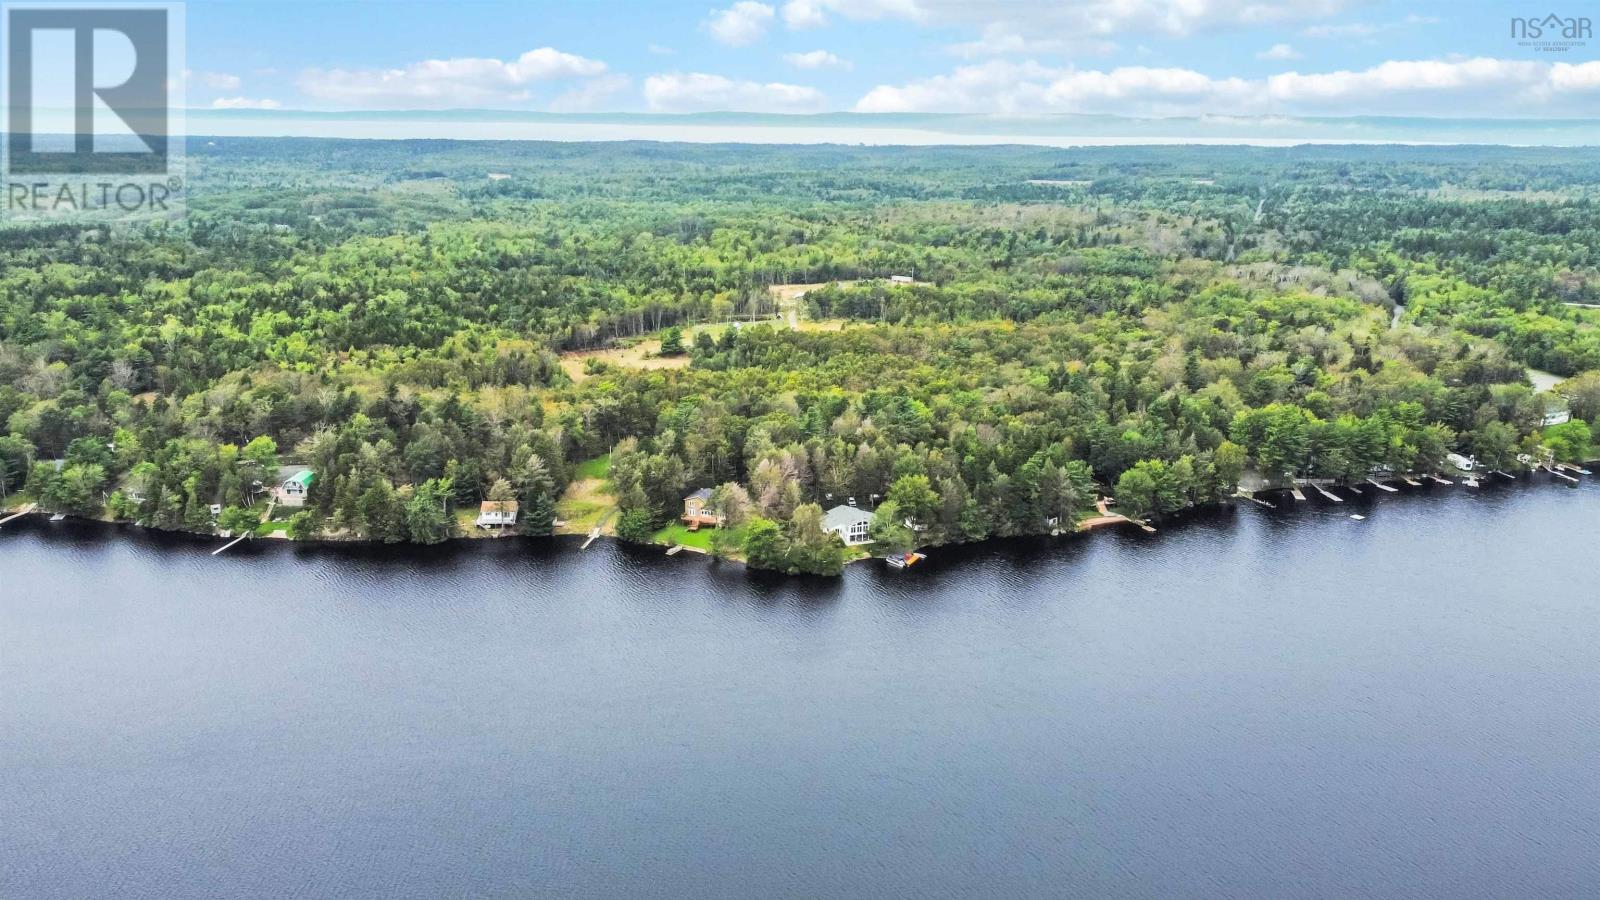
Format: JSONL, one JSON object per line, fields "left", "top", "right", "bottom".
{"left": 823, "top": 504, "right": 874, "bottom": 530}
{"left": 480, "top": 500, "right": 519, "bottom": 514}
{"left": 686, "top": 487, "right": 714, "bottom": 502}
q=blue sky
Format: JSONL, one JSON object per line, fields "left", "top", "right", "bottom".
{"left": 179, "top": 0, "right": 1600, "bottom": 117}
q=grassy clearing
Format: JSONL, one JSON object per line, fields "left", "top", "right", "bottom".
{"left": 558, "top": 341, "right": 691, "bottom": 382}
{"left": 556, "top": 474, "right": 615, "bottom": 535}
{"left": 651, "top": 522, "right": 719, "bottom": 549}
{"left": 573, "top": 454, "right": 611, "bottom": 480}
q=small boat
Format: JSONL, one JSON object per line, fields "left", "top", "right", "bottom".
{"left": 885, "top": 551, "right": 925, "bottom": 570}
{"left": 1464, "top": 478, "right": 1480, "bottom": 488}
{"left": 1350, "top": 514, "right": 1366, "bottom": 521}
{"left": 49, "top": 513, "right": 66, "bottom": 522}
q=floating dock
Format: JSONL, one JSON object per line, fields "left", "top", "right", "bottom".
{"left": 1290, "top": 486, "right": 1307, "bottom": 502}
{"left": 1427, "top": 474, "right": 1454, "bottom": 485}
{"left": 1366, "top": 478, "right": 1399, "bottom": 493}
{"left": 581, "top": 526, "right": 601, "bottom": 549}
{"left": 1312, "top": 484, "right": 1343, "bottom": 502}
{"left": 886, "top": 551, "right": 926, "bottom": 570}
{"left": 1492, "top": 470, "right": 1516, "bottom": 481}
{"left": 1402, "top": 476, "right": 1423, "bottom": 487}
{"left": 665, "top": 544, "right": 683, "bottom": 555}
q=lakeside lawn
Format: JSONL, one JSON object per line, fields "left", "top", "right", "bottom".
{"left": 556, "top": 456, "right": 617, "bottom": 535}
{"left": 651, "top": 522, "right": 746, "bottom": 551}
{"left": 573, "top": 454, "right": 611, "bottom": 480}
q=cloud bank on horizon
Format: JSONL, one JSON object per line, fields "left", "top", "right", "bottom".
{"left": 183, "top": 0, "right": 1600, "bottom": 119}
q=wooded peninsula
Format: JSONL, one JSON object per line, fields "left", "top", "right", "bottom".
{"left": 4, "top": 140, "right": 1599, "bottom": 574}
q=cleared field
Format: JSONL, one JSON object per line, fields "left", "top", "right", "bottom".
{"left": 555, "top": 476, "right": 614, "bottom": 535}
{"left": 559, "top": 340, "right": 690, "bottom": 382}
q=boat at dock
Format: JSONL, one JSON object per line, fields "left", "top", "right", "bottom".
{"left": 885, "top": 551, "right": 925, "bottom": 570}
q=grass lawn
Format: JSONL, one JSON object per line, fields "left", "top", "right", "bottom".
{"left": 555, "top": 497, "right": 609, "bottom": 534}
{"left": 252, "top": 504, "right": 301, "bottom": 536}
{"left": 573, "top": 454, "right": 611, "bottom": 480}
{"left": 651, "top": 522, "right": 746, "bottom": 551}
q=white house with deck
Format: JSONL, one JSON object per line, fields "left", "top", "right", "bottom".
{"left": 823, "top": 504, "right": 874, "bottom": 546}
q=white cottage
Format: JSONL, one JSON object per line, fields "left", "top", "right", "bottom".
{"left": 823, "top": 504, "right": 874, "bottom": 546}
{"left": 477, "top": 500, "right": 519, "bottom": 529}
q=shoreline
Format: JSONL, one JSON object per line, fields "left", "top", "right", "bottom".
{"left": 5, "top": 468, "right": 1590, "bottom": 574}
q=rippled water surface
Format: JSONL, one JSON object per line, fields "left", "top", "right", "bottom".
{"left": 4, "top": 479, "right": 1599, "bottom": 899}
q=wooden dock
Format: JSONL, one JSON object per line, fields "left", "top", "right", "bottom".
{"left": 1427, "top": 474, "right": 1454, "bottom": 485}
{"left": 1492, "top": 470, "right": 1516, "bottom": 481}
{"left": 211, "top": 533, "right": 249, "bottom": 556}
{"left": 0, "top": 502, "right": 37, "bottom": 528}
{"left": 1290, "top": 486, "right": 1306, "bottom": 502}
{"left": 1366, "top": 478, "right": 1399, "bottom": 493}
{"left": 1545, "top": 466, "right": 1579, "bottom": 484}
{"left": 665, "top": 544, "right": 683, "bottom": 555}
{"left": 581, "top": 526, "right": 601, "bottom": 550}
{"left": 1237, "top": 492, "right": 1275, "bottom": 508}
{"left": 1401, "top": 476, "right": 1423, "bottom": 487}
{"left": 1312, "top": 484, "right": 1343, "bottom": 502}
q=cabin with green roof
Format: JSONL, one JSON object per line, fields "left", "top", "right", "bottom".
{"left": 275, "top": 465, "right": 314, "bottom": 508}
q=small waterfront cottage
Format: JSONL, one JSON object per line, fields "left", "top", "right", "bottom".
{"left": 682, "top": 488, "right": 722, "bottom": 529}
{"left": 823, "top": 504, "right": 874, "bottom": 546}
{"left": 1446, "top": 452, "right": 1476, "bottom": 472}
{"left": 477, "top": 500, "right": 519, "bottom": 529}
{"left": 274, "top": 466, "right": 314, "bottom": 508}
{"left": 889, "top": 274, "right": 914, "bottom": 284}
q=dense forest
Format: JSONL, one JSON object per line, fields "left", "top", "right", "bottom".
{"left": 4, "top": 139, "right": 1599, "bottom": 574}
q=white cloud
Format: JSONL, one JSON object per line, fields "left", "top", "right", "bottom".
{"left": 1256, "top": 43, "right": 1301, "bottom": 61}
{"left": 781, "top": 0, "right": 1351, "bottom": 39}
{"left": 297, "top": 48, "right": 608, "bottom": 108}
{"left": 705, "top": 2, "right": 776, "bottom": 46}
{"left": 198, "top": 71, "right": 242, "bottom": 91}
{"left": 855, "top": 56, "right": 1600, "bottom": 117}
{"left": 781, "top": 0, "right": 828, "bottom": 28}
{"left": 855, "top": 60, "right": 1259, "bottom": 116}
{"left": 779, "top": 0, "right": 922, "bottom": 30}
{"left": 1302, "top": 14, "right": 1438, "bottom": 39}
{"left": 1265, "top": 58, "right": 1543, "bottom": 107}
{"left": 648, "top": 43, "right": 677, "bottom": 55}
{"left": 550, "top": 74, "right": 634, "bottom": 112}
{"left": 644, "top": 72, "right": 825, "bottom": 112}
{"left": 946, "top": 23, "right": 1116, "bottom": 59}
{"left": 784, "top": 49, "right": 851, "bottom": 69}
{"left": 1551, "top": 61, "right": 1600, "bottom": 92}
{"left": 211, "top": 96, "right": 282, "bottom": 110}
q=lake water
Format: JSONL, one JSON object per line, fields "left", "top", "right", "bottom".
{"left": 4, "top": 478, "right": 1600, "bottom": 899}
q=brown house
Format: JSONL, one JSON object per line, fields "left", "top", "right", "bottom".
{"left": 682, "top": 488, "right": 722, "bottom": 530}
